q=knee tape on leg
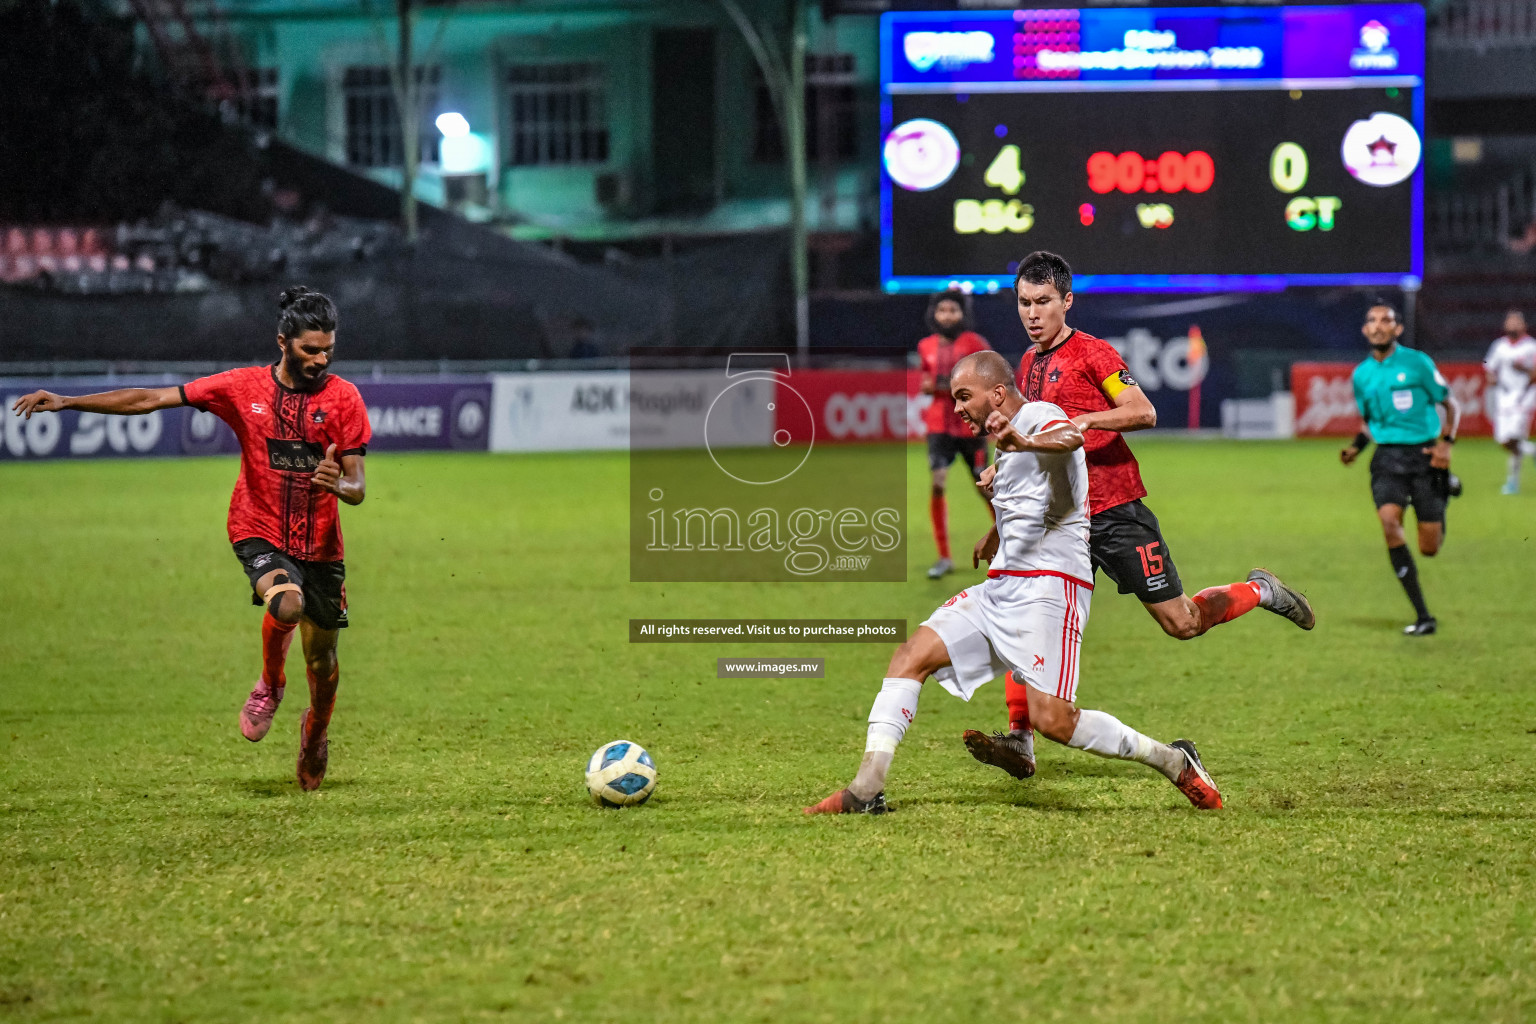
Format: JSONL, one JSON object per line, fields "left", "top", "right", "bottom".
{"left": 262, "top": 573, "right": 303, "bottom": 616}
{"left": 866, "top": 677, "right": 923, "bottom": 754}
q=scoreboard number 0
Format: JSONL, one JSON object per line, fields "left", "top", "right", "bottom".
{"left": 1270, "top": 142, "right": 1310, "bottom": 194}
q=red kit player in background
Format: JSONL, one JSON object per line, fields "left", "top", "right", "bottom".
{"left": 964, "top": 252, "right": 1314, "bottom": 780}
{"left": 918, "top": 290, "right": 995, "bottom": 579}
{"left": 11, "top": 287, "right": 370, "bottom": 791}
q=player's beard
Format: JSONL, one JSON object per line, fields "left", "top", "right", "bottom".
{"left": 936, "top": 322, "right": 964, "bottom": 340}
{"left": 281, "top": 349, "right": 330, "bottom": 391}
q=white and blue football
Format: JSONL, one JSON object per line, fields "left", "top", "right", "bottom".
{"left": 585, "top": 740, "right": 658, "bottom": 807}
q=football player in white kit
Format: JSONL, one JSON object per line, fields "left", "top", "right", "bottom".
{"left": 805, "top": 351, "right": 1222, "bottom": 814}
{"left": 1484, "top": 310, "right": 1536, "bottom": 494}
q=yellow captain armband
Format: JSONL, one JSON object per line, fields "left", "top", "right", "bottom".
{"left": 1101, "top": 369, "right": 1138, "bottom": 400}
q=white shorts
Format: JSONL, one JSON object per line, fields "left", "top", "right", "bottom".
{"left": 1493, "top": 393, "right": 1536, "bottom": 444}
{"left": 921, "top": 571, "right": 1093, "bottom": 704}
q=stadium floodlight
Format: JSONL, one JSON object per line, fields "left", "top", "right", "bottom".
{"left": 435, "top": 112, "right": 471, "bottom": 138}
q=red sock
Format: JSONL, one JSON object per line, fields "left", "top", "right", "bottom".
{"left": 1190, "top": 580, "right": 1262, "bottom": 635}
{"left": 1003, "top": 670, "right": 1032, "bottom": 734}
{"left": 261, "top": 613, "right": 297, "bottom": 690}
{"left": 306, "top": 658, "right": 339, "bottom": 731}
{"left": 930, "top": 493, "right": 950, "bottom": 560}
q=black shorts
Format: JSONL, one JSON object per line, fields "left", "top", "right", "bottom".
{"left": 927, "top": 432, "right": 988, "bottom": 480}
{"left": 232, "top": 538, "right": 350, "bottom": 630}
{"left": 1369, "top": 444, "right": 1448, "bottom": 524}
{"left": 1089, "top": 499, "right": 1185, "bottom": 602}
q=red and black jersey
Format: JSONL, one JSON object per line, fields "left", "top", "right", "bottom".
{"left": 1016, "top": 329, "right": 1147, "bottom": 517}
{"left": 918, "top": 331, "right": 991, "bottom": 436}
{"left": 182, "top": 365, "right": 371, "bottom": 562}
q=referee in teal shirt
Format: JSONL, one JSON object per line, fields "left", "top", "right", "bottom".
{"left": 1340, "top": 301, "right": 1461, "bottom": 636}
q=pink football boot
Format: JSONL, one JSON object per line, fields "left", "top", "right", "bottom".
{"left": 239, "top": 681, "right": 283, "bottom": 742}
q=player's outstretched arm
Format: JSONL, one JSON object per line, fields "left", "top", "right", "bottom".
{"left": 1071, "top": 384, "right": 1157, "bottom": 435}
{"left": 312, "top": 444, "right": 366, "bottom": 506}
{"left": 11, "top": 387, "right": 183, "bottom": 420}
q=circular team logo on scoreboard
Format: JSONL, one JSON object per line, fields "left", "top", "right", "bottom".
{"left": 1340, "top": 112, "right": 1421, "bottom": 187}
{"left": 883, "top": 119, "right": 961, "bottom": 192}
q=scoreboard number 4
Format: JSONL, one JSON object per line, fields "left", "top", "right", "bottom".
{"left": 954, "top": 144, "right": 1034, "bottom": 235}
{"left": 983, "top": 145, "right": 1025, "bottom": 195}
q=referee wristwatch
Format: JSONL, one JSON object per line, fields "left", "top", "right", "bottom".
{"left": 1440, "top": 433, "right": 1456, "bottom": 444}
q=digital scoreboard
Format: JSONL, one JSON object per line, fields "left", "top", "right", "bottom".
{"left": 880, "top": 6, "right": 1425, "bottom": 293}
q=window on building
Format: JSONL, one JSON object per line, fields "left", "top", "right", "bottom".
{"left": 505, "top": 63, "right": 609, "bottom": 167}
{"left": 753, "top": 53, "right": 859, "bottom": 163}
{"left": 343, "top": 65, "right": 441, "bottom": 169}
{"left": 220, "top": 67, "right": 279, "bottom": 130}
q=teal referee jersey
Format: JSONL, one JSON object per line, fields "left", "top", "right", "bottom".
{"left": 1352, "top": 345, "right": 1449, "bottom": 444}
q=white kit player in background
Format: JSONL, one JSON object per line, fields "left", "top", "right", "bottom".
{"left": 804, "top": 351, "right": 1222, "bottom": 815}
{"left": 1483, "top": 310, "right": 1536, "bottom": 495}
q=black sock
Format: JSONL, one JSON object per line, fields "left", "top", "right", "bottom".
{"left": 1388, "top": 545, "right": 1431, "bottom": 621}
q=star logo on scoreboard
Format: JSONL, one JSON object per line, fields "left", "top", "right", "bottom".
{"left": 1341, "top": 112, "right": 1420, "bottom": 187}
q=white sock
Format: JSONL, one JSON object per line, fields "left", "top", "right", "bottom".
{"left": 1253, "top": 577, "right": 1274, "bottom": 607}
{"left": 1067, "top": 709, "right": 1184, "bottom": 782}
{"left": 850, "top": 678, "right": 922, "bottom": 798}
{"left": 1509, "top": 452, "right": 1523, "bottom": 485}
{"left": 865, "top": 677, "right": 922, "bottom": 754}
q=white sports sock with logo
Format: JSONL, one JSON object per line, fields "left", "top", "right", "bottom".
{"left": 849, "top": 677, "right": 922, "bottom": 799}
{"left": 1067, "top": 709, "right": 1184, "bottom": 782}
{"left": 865, "top": 677, "right": 922, "bottom": 753}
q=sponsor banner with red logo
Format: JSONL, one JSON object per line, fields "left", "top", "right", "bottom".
{"left": 1291, "top": 362, "right": 1491, "bottom": 437}
{"left": 773, "top": 369, "right": 924, "bottom": 443}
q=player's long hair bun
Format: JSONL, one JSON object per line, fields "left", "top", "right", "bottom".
{"left": 277, "top": 286, "right": 338, "bottom": 338}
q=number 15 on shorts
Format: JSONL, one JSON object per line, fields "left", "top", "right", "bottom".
{"left": 1137, "top": 542, "right": 1169, "bottom": 592}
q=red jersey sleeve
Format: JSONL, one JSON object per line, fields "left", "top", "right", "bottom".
{"left": 333, "top": 383, "right": 372, "bottom": 457}
{"left": 1071, "top": 339, "right": 1135, "bottom": 456}
{"left": 1079, "top": 339, "right": 1137, "bottom": 401}
{"left": 180, "top": 370, "right": 239, "bottom": 418}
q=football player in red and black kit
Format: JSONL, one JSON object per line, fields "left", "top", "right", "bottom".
{"left": 963, "top": 252, "right": 1314, "bottom": 780}
{"left": 11, "top": 287, "right": 370, "bottom": 791}
{"left": 918, "top": 290, "right": 995, "bottom": 579}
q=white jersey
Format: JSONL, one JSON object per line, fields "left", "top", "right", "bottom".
{"left": 987, "top": 401, "right": 1092, "bottom": 584}
{"left": 1484, "top": 335, "right": 1536, "bottom": 400}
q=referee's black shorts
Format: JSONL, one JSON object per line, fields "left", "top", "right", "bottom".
{"left": 1369, "top": 443, "right": 1449, "bottom": 524}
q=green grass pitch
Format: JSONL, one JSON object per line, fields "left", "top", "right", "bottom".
{"left": 2, "top": 439, "right": 1534, "bottom": 1023}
